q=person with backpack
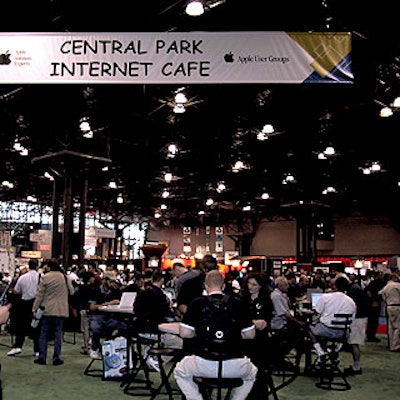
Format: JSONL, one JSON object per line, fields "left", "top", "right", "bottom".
{"left": 173, "top": 270, "right": 257, "bottom": 400}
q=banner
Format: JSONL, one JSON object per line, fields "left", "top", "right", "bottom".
{"left": 0, "top": 32, "right": 353, "bottom": 84}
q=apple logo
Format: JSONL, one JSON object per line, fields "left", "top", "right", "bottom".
{"left": 224, "top": 52, "right": 234, "bottom": 63}
{"left": 0, "top": 51, "right": 11, "bottom": 65}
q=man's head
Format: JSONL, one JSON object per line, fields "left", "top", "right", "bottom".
{"left": 299, "top": 274, "right": 310, "bottom": 286}
{"left": 204, "top": 270, "right": 224, "bottom": 293}
{"left": 151, "top": 270, "right": 165, "bottom": 287}
{"left": 173, "top": 262, "right": 187, "bottom": 277}
{"left": 43, "top": 258, "right": 61, "bottom": 272}
{"left": 103, "top": 276, "right": 120, "bottom": 290}
{"left": 28, "top": 258, "right": 39, "bottom": 270}
{"left": 275, "top": 276, "right": 289, "bottom": 292}
{"left": 334, "top": 276, "right": 350, "bottom": 292}
{"left": 202, "top": 254, "right": 218, "bottom": 272}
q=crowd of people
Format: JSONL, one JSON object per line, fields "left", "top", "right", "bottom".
{"left": 1, "top": 256, "right": 400, "bottom": 399}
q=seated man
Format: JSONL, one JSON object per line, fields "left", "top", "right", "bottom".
{"left": 309, "top": 276, "right": 356, "bottom": 359}
{"left": 173, "top": 270, "right": 258, "bottom": 400}
{"left": 134, "top": 269, "right": 183, "bottom": 372}
{"left": 87, "top": 277, "right": 127, "bottom": 359}
{"left": 270, "top": 276, "right": 307, "bottom": 367}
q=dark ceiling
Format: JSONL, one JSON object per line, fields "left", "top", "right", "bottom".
{"left": 1, "top": 0, "right": 400, "bottom": 232}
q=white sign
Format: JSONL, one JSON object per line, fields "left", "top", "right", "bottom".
{"left": 94, "top": 227, "right": 116, "bottom": 238}
{"left": 0, "top": 231, "right": 12, "bottom": 247}
{"left": 0, "top": 32, "right": 353, "bottom": 84}
{"left": 225, "top": 251, "right": 239, "bottom": 265}
{"left": 0, "top": 247, "right": 15, "bottom": 273}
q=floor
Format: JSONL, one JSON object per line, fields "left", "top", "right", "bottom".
{"left": 0, "top": 330, "right": 398, "bottom": 400}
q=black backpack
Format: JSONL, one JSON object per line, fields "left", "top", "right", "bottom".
{"left": 195, "top": 294, "right": 241, "bottom": 356}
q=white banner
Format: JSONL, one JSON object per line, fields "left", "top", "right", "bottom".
{"left": 0, "top": 32, "right": 353, "bottom": 84}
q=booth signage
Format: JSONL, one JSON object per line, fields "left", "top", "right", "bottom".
{"left": 0, "top": 32, "right": 353, "bottom": 84}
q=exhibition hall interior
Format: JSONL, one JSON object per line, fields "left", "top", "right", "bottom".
{"left": 0, "top": 2, "right": 400, "bottom": 400}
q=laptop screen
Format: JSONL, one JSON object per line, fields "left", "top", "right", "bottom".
{"left": 311, "top": 292, "right": 323, "bottom": 309}
{"left": 119, "top": 292, "right": 137, "bottom": 308}
{"left": 306, "top": 288, "right": 321, "bottom": 303}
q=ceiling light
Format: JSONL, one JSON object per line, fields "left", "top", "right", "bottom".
{"left": 262, "top": 124, "right": 274, "bottom": 134}
{"left": 261, "top": 192, "right": 270, "bottom": 199}
{"left": 174, "top": 92, "right": 187, "bottom": 104}
{"left": 13, "top": 140, "right": 23, "bottom": 151}
{"left": 324, "top": 146, "right": 335, "bottom": 156}
{"left": 257, "top": 132, "right": 268, "bottom": 141}
{"left": 164, "top": 172, "right": 173, "bottom": 183}
{"left": 393, "top": 97, "right": 400, "bottom": 108}
{"left": 1, "top": 180, "right": 14, "bottom": 188}
{"left": 44, "top": 172, "right": 54, "bottom": 181}
{"left": 82, "top": 130, "right": 94, "bottom": 139}
{"left": 232, "top": 160, "right": 247, "bottom": 172}
{"left": 380, "top": 106, "right": 393, "bottom": 117}
{"left": 283, "top": 173, "right": 295, "bottom": 183}
{"left": 322, "top": 186, "right": 337, "bottom": 194}
{"left": 371, "top": 162, "right": 381, "bottom": 172}
{"left": 362, "top": 167, "right": 371, "bottom": 175}
{"left": 173, "top": 104, "right": 186, "bottom": 114}
{"left": 216, "top": 182, "right": 226, "bottom": 193}
{"left": 79, "top": 117, "right": 91, "bottom": 132}
{"left": 206, "top": 198, "right": 214, "bottom": 206}
{"left": 185, "top": 0, "right": 205, "bottom": 16}
{"left": 167, "top": 143, "right": 178, "bottom": 158}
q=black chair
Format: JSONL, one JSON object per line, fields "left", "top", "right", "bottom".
{"left": 147, "top": 346, "right": 184, "bottom": 400}
{"left": 84, "top": 352, "right": 104, "bottom": 378}
{"left": 314, "top": 313, "right": 353, "bottom": 391}
{"left": 121, "top": 333, "right": 158, "bottom": 396}
{"left": 193, "top": 351, "right": 245, "bottom": 400}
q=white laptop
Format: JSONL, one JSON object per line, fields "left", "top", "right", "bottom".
{"left": 306, "top": 288, "right": 321, "bottom": 303}
{"left": 311, "top": 292, "right": 324, "bottom": 309}
{"left": 101, "top": 292, "right": 137, "bottom": 312}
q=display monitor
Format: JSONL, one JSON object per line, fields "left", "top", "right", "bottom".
{"left": 311, "top": 292, "right": 324, "bottom": 309}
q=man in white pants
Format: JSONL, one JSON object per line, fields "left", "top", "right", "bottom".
{"left": 173, "top": 270, "right": 257, "bottom": 400}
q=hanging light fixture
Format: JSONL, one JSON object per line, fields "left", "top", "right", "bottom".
{"left": 185, "top": 0, "right": 205, "bottom": 16}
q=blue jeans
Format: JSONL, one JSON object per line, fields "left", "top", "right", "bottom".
{"left": 89, "top": 314, "right": 127, "bottom": 351}
{"left": 38, "top": 315, "right": 65, "bottom": 362}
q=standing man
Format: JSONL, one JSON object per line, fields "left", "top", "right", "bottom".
{"left": 32, "top": 259, "right": 74, "bottom": 366}
{"left": 344, "top": 274, "right": 369, "bottom": 375}
{"left": 173, "top": 262, "right": 200, "bottom": 299}
{"left": 175, "top": 255, "right": 219, "bottom": 316}
{"left": 365, "top": 270, "right": 385, "bottom": 342}
{"left": 174, "top": 270, "right": 258, "bottom": 400}
{"left": 7, "top": 258, "right": 40, "bottom": 357}
{"left": 380, "top": 271, "right": 400, "bottom": 352}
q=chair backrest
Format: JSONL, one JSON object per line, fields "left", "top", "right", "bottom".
{"left": 331, "top": 313, "right": 353, "bottom": 340}
{"left": 193, "top": 340, "right": 243, "bottom": 400}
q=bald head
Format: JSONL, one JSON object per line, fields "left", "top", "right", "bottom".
{"left": 204, "top": 270, "right": 224, "bottom": 292}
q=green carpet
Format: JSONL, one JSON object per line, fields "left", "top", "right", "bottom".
{"left": 0, "top": 331, "right": 397, "bottom": 400}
